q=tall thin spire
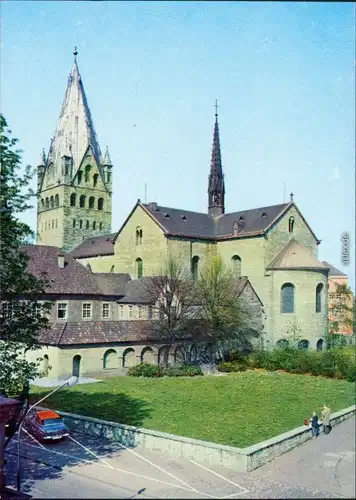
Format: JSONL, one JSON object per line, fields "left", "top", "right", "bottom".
{"left": 208, "top": 100, "right": 225, "bottom": 217}
{"left": 46, "top": 49, "right": 102, "bottom": 177}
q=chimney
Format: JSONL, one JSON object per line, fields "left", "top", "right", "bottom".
{"left": 148, "top": 202, "right": 158, "bottom": 211}
{"left": 57, "top": 251, "right": 65, "bottom": 269}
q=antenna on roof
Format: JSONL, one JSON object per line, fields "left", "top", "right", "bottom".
{"left": 283, "top": 182, "right": 286, "bottom": 203}
{"left": 144, "top": 183, "right": 147, "bottom": 204}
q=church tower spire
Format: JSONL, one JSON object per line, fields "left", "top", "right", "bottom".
{"left": 208, "top": 100, "right": 225, "bottom": 217}
{"left": 36, "top": 48, "right": 113, "bottom": 252}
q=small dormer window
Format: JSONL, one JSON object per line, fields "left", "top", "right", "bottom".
{"left": 233, "top": 222, "right": 238, "bottom": 236}
{"left": 164, "top": 213, "right": 170, "bottom": 218}
{"left": 181, "top": 215, "right": 187, "bottom": 221}
{"left": 261, "top": 212, "right": 267, "bottom": 218}
{"left": 288, "top": 216, "right": 295, "bottom": 233}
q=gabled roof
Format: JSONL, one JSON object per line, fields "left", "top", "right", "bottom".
{"left": 322, "top": 261, "right": 347, "bottom": 277}
{"left": 19, "top": 245, "right": 127, "bottom": 296}
{"left": 266, "top": 239, "right": 329, "bottom": 271}
{"left": 92, "top": 273, "right": 131, "bottom": 295}
{"left": 142, "top": 201, "right": 291, "bottom": 240}
{"left": 69, "top": 233, "right": 117, "bottom": 258}
{"left": 46, "top": 53, "right": 102, "bottom": 177}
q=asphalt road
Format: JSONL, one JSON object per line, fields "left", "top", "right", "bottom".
{"left": 4, "top": 417, "right": 355, "bottom": 499}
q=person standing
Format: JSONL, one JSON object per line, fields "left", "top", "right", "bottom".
{"left": 322, "top": 404, "right": 331, "bottom": 434}
{"left": 310, "top": 411, "right": 319, "bottom": 438}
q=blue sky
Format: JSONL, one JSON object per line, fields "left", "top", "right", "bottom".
{"left": 2, "top": 2, "right": 355, "bottom": 290}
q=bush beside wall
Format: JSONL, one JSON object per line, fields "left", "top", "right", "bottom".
{"left": 127, "top": 363, "right": 203, "bottom": 378}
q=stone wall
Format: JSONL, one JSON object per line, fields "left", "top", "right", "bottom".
{"left": 49, "top": 405, "right": 355, "bottom": 472}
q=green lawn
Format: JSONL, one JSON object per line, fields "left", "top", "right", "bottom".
{"left": 31, "top": 371, "right": 355, "bottom": 448}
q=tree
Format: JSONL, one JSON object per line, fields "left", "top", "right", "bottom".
{"left": 326, "top": 283, "right": 354, "bottom": 348}
{"left": 0, "top": 114, "right": 51, "bottom": 397}
{"left": 196, "top": 255, "right": 260, "bottom": 361}
{"left": 283, "top": 318, "right": 303, "bottom": 349}
{"left": 142, "top": 256, "right": 197, "bottom": 366}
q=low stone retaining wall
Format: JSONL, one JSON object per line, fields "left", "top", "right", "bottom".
{"left": 48, "top": 405, "right": 355, "bottom": 472}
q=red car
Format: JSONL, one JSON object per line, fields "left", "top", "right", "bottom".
{"left": 23, "top": 409, "right": 70, "bottom": 442}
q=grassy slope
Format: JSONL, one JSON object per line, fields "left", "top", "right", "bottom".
{"left": 31, "top": 371, "right": 355, "bottom": 448}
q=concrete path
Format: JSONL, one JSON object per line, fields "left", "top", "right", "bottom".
{"left": 5, "top": 417, "right": 355, "bottom": 498}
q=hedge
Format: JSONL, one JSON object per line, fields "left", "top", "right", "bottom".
{"left": 127, "top": 363, "right": 203, "bottom": 378}
{"left": 217, "top": 347, "right": 356, "bottom": 382}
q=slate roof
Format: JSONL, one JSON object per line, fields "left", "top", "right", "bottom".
{"left": 266, "top": 239, "right": 329, "bottom": 271}
{"left": 69, "top": 233, "right": 117, "bottom": 258}
{"left": 322, "top": 261, "right": 347, "bottom": 277}
{"left": 39, "top": 320, "right": 204, "bottom": 346}
{"left": 92, "top": 273, "right": 131, "bottom": 295}
{"left": 20, "top": 245, "right": 127, "bottom": 296}
{"left": 46, "top": 55, "right": 102, "bottom": 176}
{"left": 117, "top": 277, "right": 156, "bottom": 304}
{"left": 142, "top": 202, "right": 291, "bottom": 239}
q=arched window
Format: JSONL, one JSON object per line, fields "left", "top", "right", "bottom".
{"left": 73, "top": 219, "right": 76, "bottom": 228}
{"left": 191, "top": 256, "right": 199, "bottom": 281}
{"left": 77, "top": 171, "right": 83, "bottom": 184}
{"left": 72, "top": 355, "right": 81, "bottom": 377}
{"left": 86, "top": 220, "right": 89, "bottom": 229}
{"left": 70, "top": 193, "right": 76, "bottom": 207}
{"left": 316, "top": 339, "right": 324, "bottom": 351}
{"left": 281, "top": 283, "right": 295, "bottom": 313}
{"left": 103, "top": 349, "right": 117, "bottom": 369}
{"left": 41, "top": 199, "right": 45, "bottom": 209}
{"left": 93, "top": 173, "right": 98, "bottom": 187}
{"left": 135, "top": 227, "right": 143, "bottom": 245}
{"left": 55, "top": 194, "right": 59, "bottom": 207}
{"left": 99, "top": 222, "right": 103, "bottom": 230}
{"left": 50, "top": 196, "right": 54, "bottom": 208}
{"left": 276, "top": 339, "right": 290, "bottom": 349}
{"left": 231, "top": 255, "right": 242, "bottom": 277}
{"left": 88, "top": 196, "right": 95, "bottom": 209}
{"left": 298, "top": 339, "right": 309, "bottom": 350}
{"left": 79, "top": 219, "right": 83, "bottom": 229}
{"left": 136, "top": 258, "right": 143, "bottom": 279}
{"left": 93, "top": 221, "right": 96, "bottom": 230}
{"left": 86, "top": 263, "right": 92, "bottom": 272}
{"left": 80, "top": 195, "right": 86, "bottom": 208}
{"left": 141, "top": 347, "right": 154, "bottom": 364}
{"left": 43, "top": 354, "right": 49, "bottom": 377}
{"left": 110, "top": 265, "right": 115, "bottom": 273}
{"left": 316, "top": 283, "right": 323, "bottom": 313}
{"left": 98, "top": 198, "right": 104, "bottom": 210}
{"left": 45, "top": 197, "right": 49, "bottom": 209}
{"left": 85, "top": 165, "right": 91, "bottom": 183}
{"left": 122, "top": 348, "right": 135, "bottom": 368}
{"left": 288, "top": 216, "right": 295, "bottom": 233}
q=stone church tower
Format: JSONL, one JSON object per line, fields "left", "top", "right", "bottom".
{"left": 36, "top": 48, "right": 112, "bottom": 252}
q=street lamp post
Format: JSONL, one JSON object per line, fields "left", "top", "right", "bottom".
{"left": 16, "top": 376, "right": 78, "bottom": 492}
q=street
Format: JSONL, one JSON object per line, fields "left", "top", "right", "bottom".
{"left": 4, "top": 417, "right": 355, "bottom": 499}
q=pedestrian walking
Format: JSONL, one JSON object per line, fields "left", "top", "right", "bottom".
{"left": 321, "top": 404, "right": 331, "bottom": 434}
{"left": 310, "top": 410, "right": 320, "bottom": 438}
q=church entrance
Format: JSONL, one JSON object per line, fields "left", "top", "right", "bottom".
{"left": 72, "top": 355, "right": 81, "bottom": 378}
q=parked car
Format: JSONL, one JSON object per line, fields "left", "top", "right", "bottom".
{"left": 23, "top": 409, "right": 69, "bottom": 442}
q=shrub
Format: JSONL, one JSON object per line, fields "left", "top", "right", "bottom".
{"left": 217, "top": 361, "right": 247, "bottom": 372}
{"left": 127, "top": 363, "right": 163, "bottom": 378}
{"left": 163, "top": 364, "right": 203, "bottom": 377}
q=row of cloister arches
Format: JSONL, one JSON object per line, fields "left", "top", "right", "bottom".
{"left": 275, "top": 338, "right": 324, "bottom": 350}
{"left": 70, "top": 194, "right": 104, "bottom": 210}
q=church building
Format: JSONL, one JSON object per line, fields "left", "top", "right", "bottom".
{"left": 37, "top": 50, "right": 330, "bottom": 352}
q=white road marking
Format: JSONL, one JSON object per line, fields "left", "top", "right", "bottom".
{"left": 189, "top": 459, "right": 250, "bottom": 494}
{"left": 68, "top": 435, "right": 115, "bottom": 469}
{"left": 22, "top": 428, "right": 45, "bottom": 449}
{"left": 19, "top": 441, "right": 213, "bottom": 497}
{"left": 116, "top": 441, "right": 200, "bottom": 494}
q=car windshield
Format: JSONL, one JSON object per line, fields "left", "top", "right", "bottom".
{"left": 42, "top": 418, "right": 62, "bottom": 426}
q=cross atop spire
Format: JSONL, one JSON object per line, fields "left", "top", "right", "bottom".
{"left": 73, "top": 46, "right": 78, "bottom": 59}
{"left": 214, "top": 99, "right": 219, "bottom": 118}
{"left": 208, "top": 101, "right": 225, "bottom": 217}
